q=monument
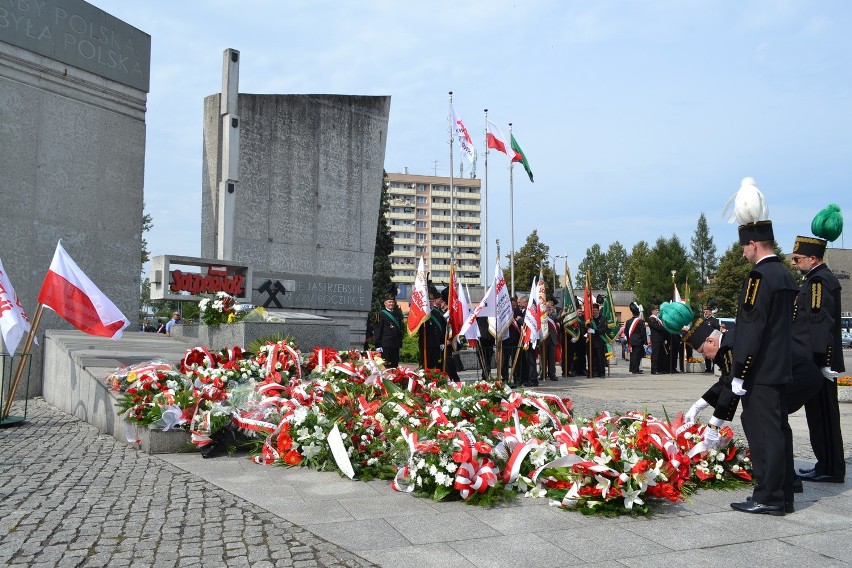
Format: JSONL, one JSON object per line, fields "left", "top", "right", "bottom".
{"left": 197, "top": 49, "right": 391, "bottom": 347}
{"left": 0, "top": 0, "right": 151, "bottom": 396}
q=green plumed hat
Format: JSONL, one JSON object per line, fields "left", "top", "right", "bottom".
{"left": 659, "top": 301, "right": 694, "bottom": 335}
{"left": 793, "top": 204, "right": 843, "bottom": 257}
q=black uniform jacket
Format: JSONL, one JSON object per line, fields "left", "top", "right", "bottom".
{"left": 731, "top": 256, "right": 798, "bottom": 388}
{"left": 792, "top": 263, "right": 845, "bottom": 372}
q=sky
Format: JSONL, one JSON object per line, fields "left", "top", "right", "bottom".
{"left": 91, "top": 0, "right": 852, "bottom": 282}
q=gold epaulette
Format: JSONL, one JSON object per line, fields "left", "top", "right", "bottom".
{"left": 742, "top": 271, "right": 762, "bottom": 312}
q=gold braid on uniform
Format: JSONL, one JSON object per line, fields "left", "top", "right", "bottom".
{"left": 810, "top": 281, "right": 823, "bottom": 312}
{"left": 742, "top": 272, "right": 762, "bottom": 312}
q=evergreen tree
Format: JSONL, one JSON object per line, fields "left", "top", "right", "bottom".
{"left": 633, "top": 235, "right": 697, "bottom": 309}
{"left": 576, "top": 244, "right": 607, "bottom": 288}
{"left": 604, "top": 241, "right": 628, "bottom": 289}
{"left": 509, "top": 230, "right": 552, "bottom": 294}
{"left": 622, "top": 240, "right": 650, "bottom": 293}
{"left": 690, "top": 213, "right": 717, "bottom": 284}
{"left": 370, "top": 171, "right": 394, "bottom": 321}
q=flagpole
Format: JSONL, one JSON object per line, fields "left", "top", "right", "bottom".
{"left": 2, "top": 303, "right": 44, "bottom": 419}
{"left": 448, "top": 92, "right": 456, "bottom": 266}
{"left": 482, "top": 109, "right": 489, "bottom": 287}
{"left": 587, "top": 271, "right": 593, "bottom": 379}
{"left": 508, "top": 122, "right": 515, "bottom": 297}
{"left": 495, "top": 239, "right": 503, "bottom": 382}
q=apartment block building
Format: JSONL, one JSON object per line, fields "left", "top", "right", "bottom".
{"left": 385, "top": 172, "right": 482, "bottom": 291}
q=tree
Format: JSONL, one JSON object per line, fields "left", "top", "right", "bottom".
{"left": 633, "top": 235, "right": 697, "bottom": 309}
{"left": 368, "top": 172, "right": 394, "bottom": 336}
{"left": 141, "top": 203, "right": 153, "bottom": 267}
{"left": 604, "top": 241, "right": 628, "bottom": 289}
{"left": 509, "top": 230, "right": 552, "bottom": 294}
{"left": 576, "top": 244, "right": 607, "bottom": 288}
{"left": 690, "top": 213, "right": 718, "bottom": 285}
{"left": 622, "top": 240, "right": 650, "bottom": 293}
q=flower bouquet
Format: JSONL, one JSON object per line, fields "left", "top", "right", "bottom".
{"left": 198, "top": 291, "right": 246, "bottom": 326}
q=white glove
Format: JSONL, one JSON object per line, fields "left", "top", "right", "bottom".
{"left": 731, "top": 377, "right": 746, "bottom": 396}
{"left": 684, "top": 399, "right": 709, "bottom": 424}
{"left": 703, "top": 427, "right": 721, "bottom": 449}
{"left": 820, "top": 367, "right": 838, "bottom": 381}
{"left": 571, "top": 337, "right": 578, "bottom": 343}
{"left": 439, "top": 344, "right": 445, "bottom": 351}
{"left": 587, "top": 328, "right": 595, "bottom": 335}
{"left": 376, "top": 347, "right": 383, "bottom": 353}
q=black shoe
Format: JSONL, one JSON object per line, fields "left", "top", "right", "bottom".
{"left": 651, "top": 371, "right": 658, "bottom": 375}
{"left": 746, "top": 496, "right": 794, "bottom": 513}
{"left": 548, "top": 376, "right": 558, "bottom": 381}
{"left": 792, "top": 477, "right": 803, "bottom": 493}
{"left": 799, "top": 471, "right": 844, "bottom": 483}
{"left": 633, "top": 369, "right": 644, "bottom": 374}
{"left": 567, "top": 372, "right": 576, "bottom": 377}
{"left": 798, "top": 466, "right": 815, "bottom": 475}
{"left": 731, "top": 501, "right": 785, "bottom": 516}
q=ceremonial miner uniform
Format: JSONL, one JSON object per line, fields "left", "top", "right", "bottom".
{"left": 373, "top": 297, "right": 404, "bottom": 368}
{"left": 792, "top": 233, "right": 846, "bottom": 482}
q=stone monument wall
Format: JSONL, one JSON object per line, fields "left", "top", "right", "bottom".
{"left": 201, "top": 94, "right": 391, "bottom": 347}
{"left": 0, "top": 0, "right": 150, "bottom": 396}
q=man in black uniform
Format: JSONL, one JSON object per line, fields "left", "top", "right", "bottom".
{"left": 791, "top": 217, "right": 846, "bottom": 484}
{"left": 648, "top": 305, "right": 668, "bottom": 374}
{"left": 728, "top": 213, "right": 799, "bottom": 516}
{"left": 418, "top": 285, "right": 445, "bottom": 370}
{"left": 586, "top": 303, "right": 607, "bottom": 378}
{"left": 682, "top": 317, "right": 822, "bottom": 507}
{"left": 501, "top": 296, "right": 522, "bottom": 384}
{"left": 373, "top": 291, "right": 404, "bottom": 368}
{"left": 476, "top": 316, "right": 495, "bottom": 381}
{"left": 702, "top": 303, "right": 720, "bottom": 373}
{"left": 543, "top": 301, "right": 561, "bottom": 381}
{"left": 624, "top": 302, "right": 647, "bottom": 374}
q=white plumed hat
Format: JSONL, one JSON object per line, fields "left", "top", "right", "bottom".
{"left": 723, "top": 177, "right": 774, "bottom": 245}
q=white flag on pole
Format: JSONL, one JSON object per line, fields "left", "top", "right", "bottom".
{"left": 0, "top": 259, "right": 32, "bottom": 355}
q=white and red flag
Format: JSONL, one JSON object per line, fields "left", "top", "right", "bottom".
{"left": 461, "top": 284, "right": 480, "bottom": 346}
{"left": 451, "top": 105, "right": 475, "bottom": 164}
{"left": 493, "top": 260, "right": 513, "bottom": 340}
{"left": 0, "top": 259, "right": 32, "bottom": 354}
{"left": 486, "top": 121, "right": 512, "bottom": 157}
{"left": 37, "top": 241, "right": 129, "bottom": 339}
{"left": 407, "top": 257, "right": 430, "bottom": 334}
{"left": 538, "top": 268, "right": 549, "bottom": 341}
{"left": 522, "top": 277, "right": 540, "bottom": 349}
{"left": 460, "top": 280, "right": 493, "bottom": 337}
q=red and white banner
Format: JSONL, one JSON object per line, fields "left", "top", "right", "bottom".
{"left": 537, "top": 270, "right": 549, "bottom": 341}
{"left": 407, "top": 257, "right": 430, "bottom": 334}
{"left": 461, "top": 284, "right": 480, "bottom": 346}
{"left": 522, "top": 277, "right": 540, "bottom": 348}
{"left": 486, "top": 120, "right": 511, "bottom": 157}
{"left": 0, "top": 259, "right": 32, "bottom": 354}
{"left": 459, "top": 281, "right": 492, "bottom": 337}
{"left": 37, "top": 241, "right": 129, "bottom": 339}
{"left": 451, "top": 104, "right": 475, "bottom": 164}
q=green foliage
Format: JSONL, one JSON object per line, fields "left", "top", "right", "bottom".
{"left": 576, "top": 244, "right": 606, "bottom": 289}
{"left": 604, "top": 241, "right": 629, "bottom": 289}
{"left": 509, "top": 230, "right": 553, "bottom": 294}
{"left": 141, "top": 203, "right": 153, "bottom": 267}
{"left": 370, "top": 172, "right": 395, "bottom": 317}
{"left": 690, "top": 213, "right": 718, "bottom": 287}
{"left": 400, "top": 331, "right": 420, "bottom": 363}
{"left": 247, "top": 333, "right": 297, "bottom": 354}
{"left": 622, "top": 241, "right": 650, "bottom": 292}
{"left": 633, "top": 236, "right": 697, "bottom": 309}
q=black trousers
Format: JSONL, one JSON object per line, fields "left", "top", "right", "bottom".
{"left": 651, "top": 342, "right": 667, "bottom": 373}
{"left": 740, "top": 383, "right": 791, "bottom": 507}
{"left": 382, "top": 347, "right": 400, "bottom": 369}
{"left": 804, "top": 379, "right": 846, "bottom": 478}
{"left": 628, "top": 344, "right": 644, "bottom": 373}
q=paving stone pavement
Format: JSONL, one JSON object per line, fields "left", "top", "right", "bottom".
{"left": 0, "top": 399, "right": 375, "bottom": 568}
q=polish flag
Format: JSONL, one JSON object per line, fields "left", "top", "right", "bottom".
{"left": 486, "top": 121, "right": 512, "bottom": 157}
{"left": 407, "top": 257, "right": 430, "bottom": 334}
{"left": 448, "top": 265, "right": 465, "bottom": 339}
{"left": 0, "top": 259, "right": 32, "bottom": 354}
{"left": 38, "top": 242, "right": 129, "bottom": 339}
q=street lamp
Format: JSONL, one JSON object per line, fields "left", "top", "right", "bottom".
{"left": 550, "top": 254, "right": 567, "bottom": 290}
